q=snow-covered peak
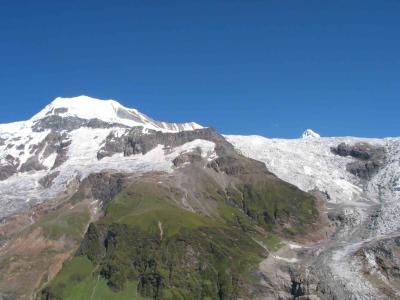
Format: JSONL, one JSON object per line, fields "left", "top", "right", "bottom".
{"left": 32, "top": 96, "right": 123, "bottom": 122}
{"left": 301, "top": 129, "right": 320, "bottom": 139}
{"left": 31, "top": 95, "right": 203, "bottom": 132}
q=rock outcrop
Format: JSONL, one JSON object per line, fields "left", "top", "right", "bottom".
{"left": 331, "top": 142, "right": 386, "bottom": 179}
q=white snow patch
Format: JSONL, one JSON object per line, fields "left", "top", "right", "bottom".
{"left": 42, "top": 152, "right": 57, "bottom": 169}
{"left": 288, "top": 243, "right": 303, "bottom": 250}
{"left": 273, "top": 255, "right": 299, "bottom": 263}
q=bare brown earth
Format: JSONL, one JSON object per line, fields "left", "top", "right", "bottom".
{"left": 356, "top": 235, "right": 400, "bottom": 300}
{"left": 0, "top": 228, "right": 73, "bottom": 299}
{"left": 0, "top": 196, "right": 98, "bottom": 299}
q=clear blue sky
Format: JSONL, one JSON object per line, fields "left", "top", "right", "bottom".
{"left": 0, "top": 1, "right": 399, "bottom": 138}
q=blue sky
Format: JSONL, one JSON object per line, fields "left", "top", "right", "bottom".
{"left": 0, "top": 0, "right": 399, "bottom": 138}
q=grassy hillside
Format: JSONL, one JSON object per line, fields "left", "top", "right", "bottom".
{"left": 41, "top": 155, "right": 319, "bottom": 299}
{"left": 41, "top": 181, "right": 267, "bottom": 299}
{"left": 40, "top": 256, "right": 145, "bottom": 300}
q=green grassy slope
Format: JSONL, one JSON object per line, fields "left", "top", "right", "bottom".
{"left": 42, "top": 181, "right": 267, "bottom": 299}
{"left": 41, "top": 256, "right": 145, "bottom": 300}
{"left": 42, "top": 162, "right": 319, "bottom": 299}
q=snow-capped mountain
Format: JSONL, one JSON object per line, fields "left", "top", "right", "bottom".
{"left": 4, "top": 95, "right": 202, "bottom": 133}
{"left": 1, "top": 96, "right": 321, "bottom": 299}
{"left": 0, "top": 96, "right": 211, "bottom": 218}
{"left": 1, "top": 96, "right": 399, "bottom": 299}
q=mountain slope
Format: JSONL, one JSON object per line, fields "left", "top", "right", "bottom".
{"left": 0, "top": 97, "right": 322, "bottom": 300}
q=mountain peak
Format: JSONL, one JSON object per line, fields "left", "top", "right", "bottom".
{"left": 32, "top": 95, "right": 124, "bottom": 120}
{"left": 31, "top": 95, "right": 203, "bottom": 132}
{"left": 301, "top": 129, "right": 320, "bottom": 139}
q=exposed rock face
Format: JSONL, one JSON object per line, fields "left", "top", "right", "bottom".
{"left": 98, "top": 127, "right": 236, "bottom": 160}
{"left": 290, "top": 272, "right": 306, "bottom": 298}
{"left": 332, "top": 142, "right": 367, "bottom": 159}
{"left": 0, "top": 165, "right": 18, "bottom": 181}
{"left": 19, "top": 131, "right": 72, "bottom": 173}
{"left": 82, "top": 172, "right": 125, "bottom": 207}
{"left": 41, "top": 132, "right": 69, "bottom": 158}
{"left": 52, "top": 107, "right": 69, "bottom": 115}
{"left": 331, "top": 142, "right": 386, "bottom": 162}
{"left": 38, "top": 171, "right": 60, "bottom": 188}
{"left": 19, "top": 156, "right": 46, "bottom": 172}
{"left": 331, "top": 142, "right": 386, "bottom": 179}
{"left": 49, "top": 135, "right": 71, "bottom": 170}
{"left": 0, "top": 155, "right": 19, "bottom": 181}
{"left": 172, "top": 151, "right": 202, "bottom": 167}
{"left": 347, "top": 160, "right": 384, "bottom": 180}
{"left": 96, "top": 127, "right": 141, "bottom": 159}
{"left": 32, "top": 115, "right": 127, "bottom": 132}
{"left": 20, "top": 131, "right": 71, "bottom": 173}
{"left": 356, "top": 236, "right": 400, "bottom": 298}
